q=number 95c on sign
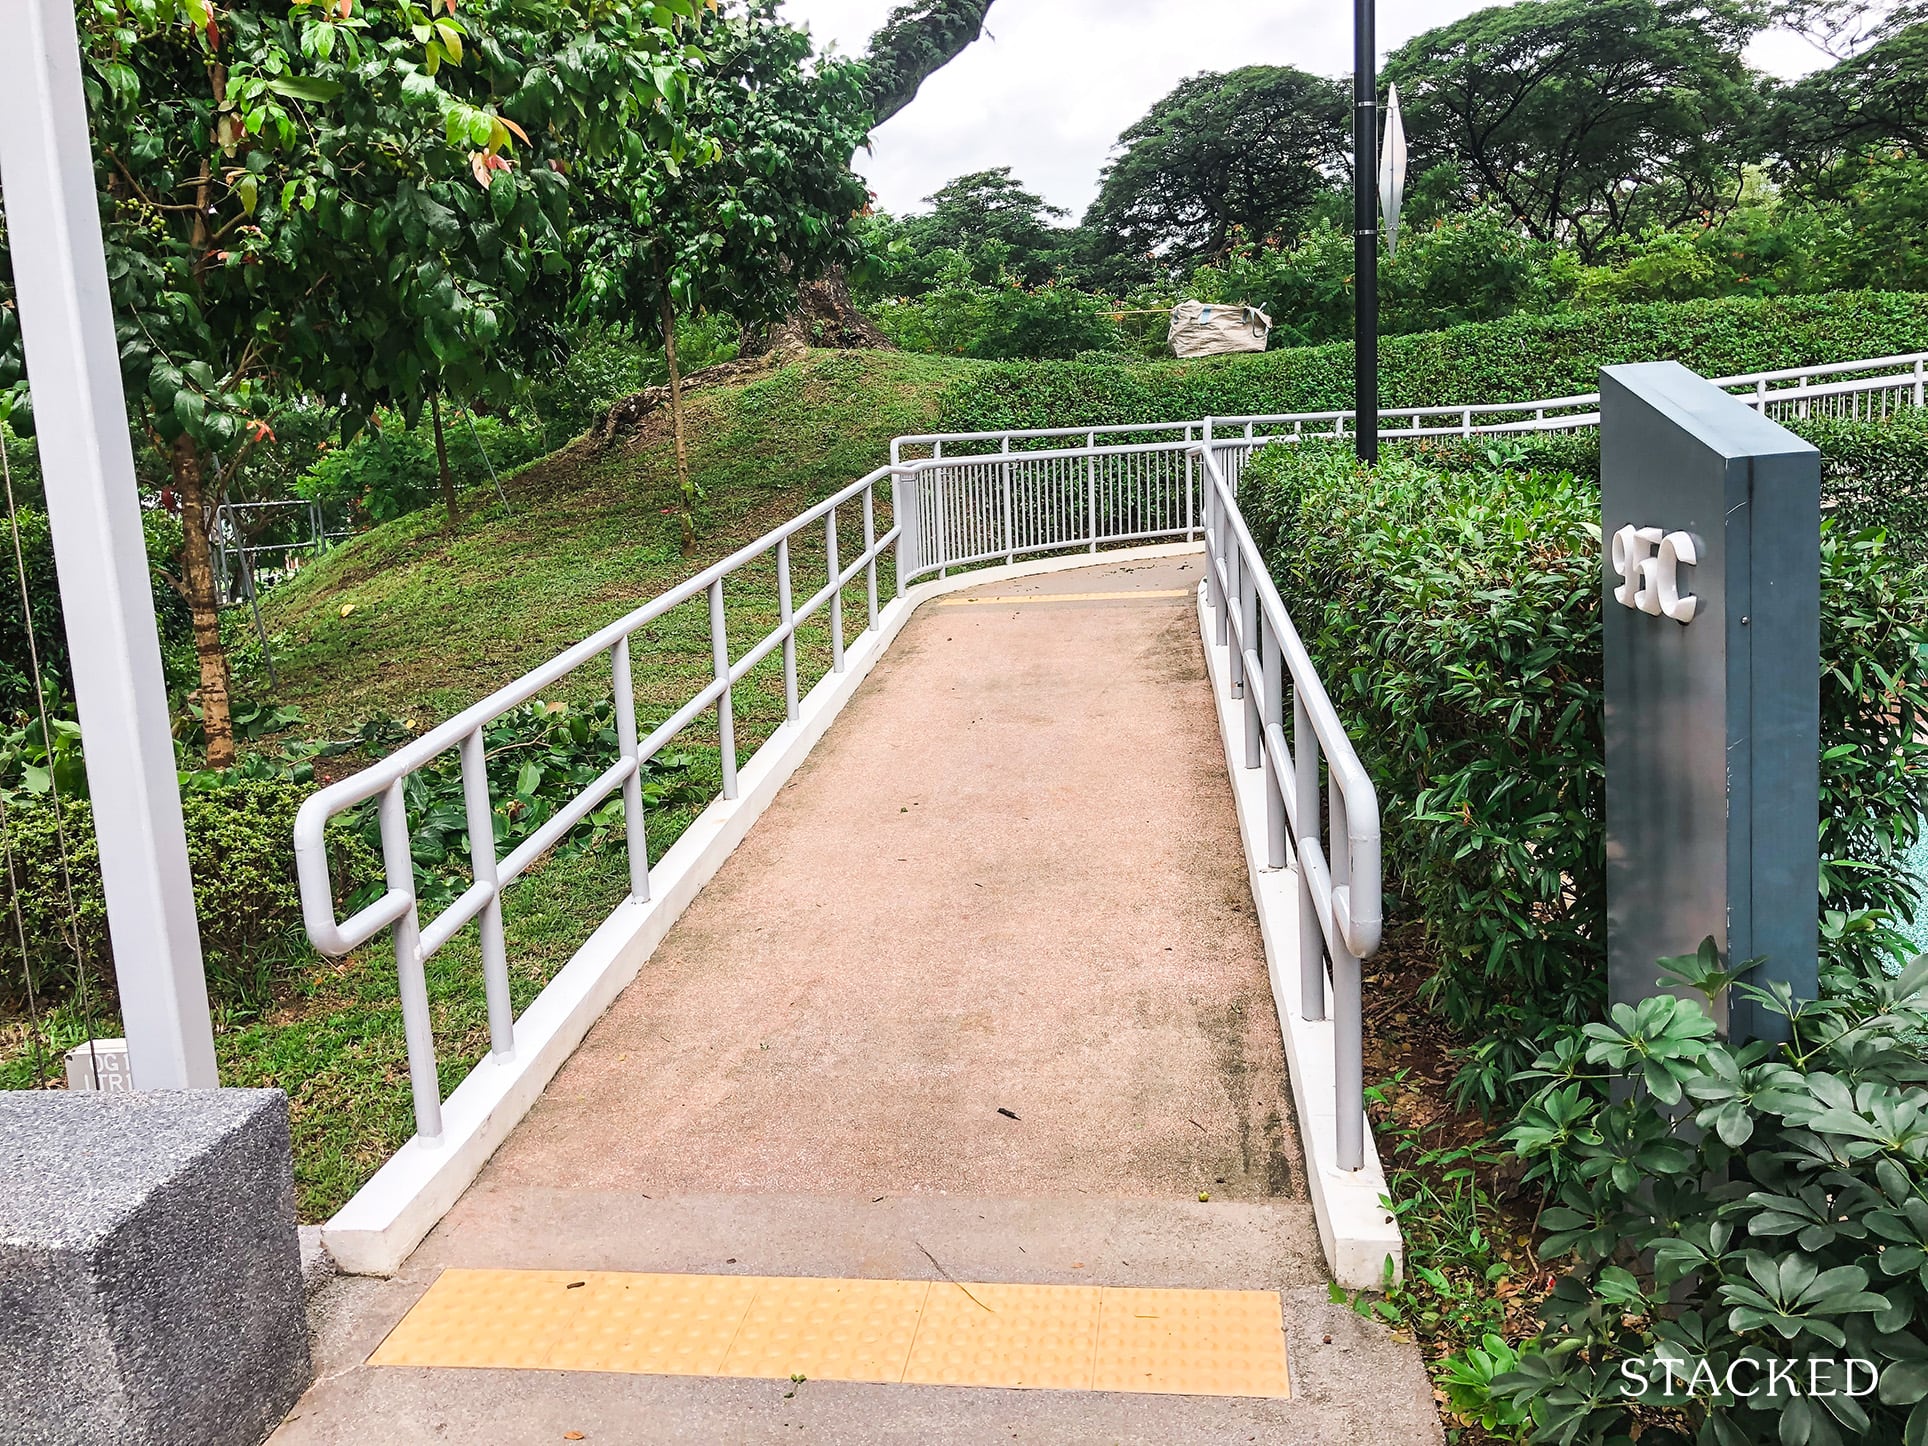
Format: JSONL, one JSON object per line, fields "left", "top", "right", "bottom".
{"left": 1611, "top": 524, "right": 1700, "bottom": 625}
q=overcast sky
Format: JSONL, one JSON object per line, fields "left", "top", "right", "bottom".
{"left": 778, "top": 0, "right": 1832, "bottom": 220}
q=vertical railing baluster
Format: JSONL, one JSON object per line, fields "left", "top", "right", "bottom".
{"left": 1227, "top": 543, "right": 1244, "bottom": 698}
{"left": 863, "top": 486, "right": 878, "bottom": 633}
{"left": 1329, "top": 773, "right": 1362, "bottom": 1171}
{"left": 382, "top": 779, "right": 443, "bottom": 1141}
{"left": 827, "top": 507, "right": 844, "bottom": 674}
{"left": 1295, "top": 695, "right": 1324, "bottom": 1023}
{"left": 778, "top": 537, "right": 799, "bottom": 722}
{"left": 608, "top": 640, "right": 651, "bottom": 906}
{"left": 1086, "top": 429, "right": 1098, "bottom": 553}
{"left": 710, "top": 578, "right": 737, "bottom": 801}
{"left": 1262, "top": 620, "right": 1286, "bottom": 870}
{"left": 1001, "top": 437, "right": 1015, "bottom": 563}
{"left": 1242, "top": 579, "right": 1261, "bottom": 769}
{"left": 459, "top": 728, "right": 514, "bottom": 1055}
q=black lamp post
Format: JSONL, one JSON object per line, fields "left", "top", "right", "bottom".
{"left": 1353, "top": 0, "right": 1379, "bottom": 464}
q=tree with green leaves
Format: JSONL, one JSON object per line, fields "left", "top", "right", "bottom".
{"left": 1080, "top": 66, "right": 1350, "bottom": 290}
{"left": 858, "top": 0, "right": 997, "bottom": 127}
{"left": 0, "top": 0, "right": 707, "bottom": 765}
{"left": 573, "top": 0, "right": 872, "bottom": 545}
{"left": 1765, "top": 15, "right": 1928, "bottom": 189}
{"left": 1384, "top": 0, "right": 1769, "bottom": 261}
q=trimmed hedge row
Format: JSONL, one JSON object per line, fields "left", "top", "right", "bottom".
{"left": 934, "top": 291, "right": 1928, "bottom": 434}
{"left": 1416, "top": 411, "right": 1928, "bottom": 559}
{"left": 1239, "top": 444, "right": 1928, "bottom": 1099}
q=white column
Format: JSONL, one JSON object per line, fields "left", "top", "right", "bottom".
{"left": 0, "top": 0, "right": 217, "bottom": 1087}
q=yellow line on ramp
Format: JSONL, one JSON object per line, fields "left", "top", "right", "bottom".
{"left": 937, "top": 589, "right": 1192, "bottom": 607}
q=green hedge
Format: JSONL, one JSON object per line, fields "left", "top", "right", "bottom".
{"left": 1415, "top": 411, "right": 1928, "bottom": 559}
{"left": 1240, "top": 445, "right": 1928, "bottom": 1100}
{"left": 0, "top": 776, "right": 377, "bottom": 1015}
{"left": 934, "top": 291, "right": 1928, "bottom": 434}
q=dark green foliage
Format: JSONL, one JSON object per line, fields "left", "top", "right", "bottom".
{"left": 1190, "top": 210, "right": 1575, "bottom": 348}
{"left": 862, "top": 169, "right": 1074, "bottom": 296}
{"left": 0, "top": 508, "right": 193, "bottom": 713}
{"left": 1802, "top": 410, "right": 1928, "bottom": 556}
{"left": 870, "top": 264, "right": 1126, "bottom": 360}
{"left": 936, "top": 292, "right": 1928, "bottom": 435}
{"left": 342, "top": 699, "right": 703, "bottom": 914}
{"left": 1080, "top": 65, "right": 1350, "bottom": 289}
{"left": 1767, "top": 17, "right": 1928, "bottom": 189}
{"left": 1242, "top": 449, "right": 1609, "bottom": 1061}
{"left": 1492, "top": 948, "right": 1928, "bottom": 1446}
{"left": 1238, "top": 444, "right": 1928, "bottom": 1101}
{"left": 1384, "top": 0, "right": 1768, "bottom": 261}
{"left": 0, "top": 776, "right": 377, "bottom": 1015}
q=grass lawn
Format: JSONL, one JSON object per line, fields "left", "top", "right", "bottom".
{"left": 1, "top": 347, "right": 971, "bottom": 1221}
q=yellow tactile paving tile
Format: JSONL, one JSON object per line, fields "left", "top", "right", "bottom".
{"left": 1094, "top": 1287, "right": 1293, "bottom": 1398}
{"left": 902, "top": 1281, "right": 1104, "bottom": 1391}
{"left": 718, "top": 1276, "right": 930, "bottom": 1383}
{"left": 370, "top": 1269, "right": 1289, "bottom": 1400}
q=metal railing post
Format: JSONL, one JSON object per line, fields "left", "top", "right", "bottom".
{"left": 863, "top": 486, "right": 878, "bottom": 633}
{"left": 1241, "top": 580, "right": 1261, "bottom": 767}
{"left": 381, "top": 779, "right": 442, "bottom": 1141}
{"left": 890, "top": 466, "right": 913, "bottom": 596}
{"left": 1329, "top": 773, "right": 1363, "bottom": 1169}
{"left": 1185, "top": 427, "right": 1196, "bottom": 540}
{"left": 610, "top": 638, "right": 651, "bottom": 904}
{"left": 1086, "top": 429, "right": 1098, "bottom": 552}
{"left": 1295, "top": 694, "right": 1325, "bottom": 1023}
{"left": 1227, "top": 543, "right": 1244, "bottom": 697}
{"left": 778, "top": 537, "right": 798, "bottom": 722}
{"left": 1916, "top": 359, "right": 1924, "bottom": 409}
{"left": 934, "top": 439, "right": 948, "bottom": 579}
{"left": 710, "top": 578, "right": 737, "bottom": 800}
{"left": 459, "top": 728, "right": 516, "bottom": 1057}
{"left": 827, "top": 508, "right": 845, "bottom": 674}
{"left": 1263, "top": 621, "right": 1286, "bottom": 869}
{"left": 1002, "top": 435, "right": 1015, "bottom": 564}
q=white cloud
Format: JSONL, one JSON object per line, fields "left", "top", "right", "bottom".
{"left": 779, "top": 0, "right": 1830, "bottom": 220}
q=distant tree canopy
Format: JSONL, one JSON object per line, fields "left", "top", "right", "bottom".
{"left": 1766, "top": 17, "right": 1928, "bottom": 187}
{"left": 1385, "top": 0, "right": 1768, "bottom": 260}
{"left": 1079, "top": 66, "right": 1350, "bottom": 289}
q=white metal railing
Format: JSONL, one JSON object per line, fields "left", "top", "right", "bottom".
{"left": 898, "top": 352, "right": 1928, "bottom": 493}
{"left": 293, "top": 467, "right": 901, "bottom": 1141}
{"left": 895, "top": 436, "right": 1205, "bottom": 581}
{"left": 1196, "top": 441, "right": 1382, "bottom": 1169}
{"left": 292, "top": 346, "right": 1917, "bottom": 1152}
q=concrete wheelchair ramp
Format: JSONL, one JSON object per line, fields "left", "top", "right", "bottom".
{"left": 276, "top": 557, "right": 1439, "bottom": 1444}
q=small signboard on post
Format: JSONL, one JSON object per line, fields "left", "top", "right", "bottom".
{"left": 1601, "top": 362, "right": 1821, "bottom": 1042}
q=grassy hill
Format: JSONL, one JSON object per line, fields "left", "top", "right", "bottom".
{"left": 248, "top": 348, "right": 973, "bottom": 733}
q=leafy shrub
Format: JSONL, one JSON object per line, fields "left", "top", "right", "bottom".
{"left": 1189, "top": 210, "right": 1577, "bottom": 348}
{"left": 1492, "top": 944, "right": 1928, "bottom": 1446}
{"left": 0, "top": 776, "right": 377, "bottom": 1014}
{"left": 934, "top": 291, "right": 1928, "bottom": 435}
{"left": 340, "top": 698, "right": 704, "bottom": 913}
{"left": 295, "top": 409, "right": 551, "bottom": 525}
{"left": 1798, "top": 411, "right": 1928, "bottom": 560}
{"left": 873, "top": 256, "right": 1126, "bottom": 360}
{"left": 0, "top": 506, "right": 193, "bottom": 714}
{"left": 1239, "top": 446, "right": 1928, "bottom": 1099}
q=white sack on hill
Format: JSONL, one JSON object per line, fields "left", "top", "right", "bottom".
{"left": 1168, "top": 300, "right": 1272, "bottom": 358}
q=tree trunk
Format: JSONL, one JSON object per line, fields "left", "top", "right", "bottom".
{"left": 171, "top": 435, "right": 236, "bottom": 770}
{"left": 658, "top": 285, "right": 697, "bottom": 551}
{"left": 431, "top": 392, "right": 461, "bottom": 535}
